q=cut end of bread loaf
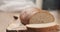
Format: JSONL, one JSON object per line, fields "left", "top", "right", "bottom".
{"left": 29, "top": 11, "right": 54, "bottom": 24}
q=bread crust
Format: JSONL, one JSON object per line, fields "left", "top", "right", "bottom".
{"left": 20, "top": 7, "right": 40, "bottom": 25}
{"left": 27, "top": 25, "right": 58, "bottom": 32}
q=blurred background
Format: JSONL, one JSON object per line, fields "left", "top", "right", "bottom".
{"left": 0, "top": 0, "right": 60, "bottom": 32}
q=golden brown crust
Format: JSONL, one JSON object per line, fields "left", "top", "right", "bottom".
{"left": 27, "top": 25, "right": 58, "bottom": 32}
{"left": 20, "top": 7, "right": 40, "bottom": 25}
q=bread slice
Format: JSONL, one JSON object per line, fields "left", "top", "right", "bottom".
{"left": 26, "top": 22, "right": 58, "bottom": 32}
{"left": 20, "top": 7, "right": 54, "bottom": 25}
{"left": 6, "top": 24, "right": 27, "bottom": 32}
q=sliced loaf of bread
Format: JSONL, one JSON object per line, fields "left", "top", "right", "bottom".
{"left": 20, "top": 7, "right": 54, "bottom": 25}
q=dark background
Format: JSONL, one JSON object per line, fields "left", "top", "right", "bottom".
{"left": 42, "top": 0, "right": 60, "bottom": 10}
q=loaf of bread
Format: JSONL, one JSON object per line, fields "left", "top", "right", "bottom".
{"left": 26, "top": 22, "right": 58, "bottom": 32}
{"left": 20, "top": 7, "right": 54, "bottom": 25}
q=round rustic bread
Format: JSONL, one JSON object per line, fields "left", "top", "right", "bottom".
{"left": 20, "top": 7, "right": 54, "bottom": 25}
{"left": 26, "top": 22, "right": 58, "bottom": 32}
